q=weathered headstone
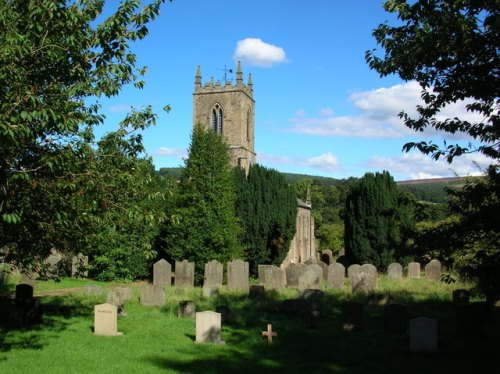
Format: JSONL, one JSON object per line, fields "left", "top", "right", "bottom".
{"left": 227, "top": 259, "right": 249, "bottom": 292}
{"left": 258, "top": 265, "right": 274, "bottom": 285}
{"left": 71, "top": 253, "right": 89, "bottom": 278}
{"left": 320, "top": 249, "right": 334, "bottom": 265}
{"left": 43, "top": 248, "right": 63, "bottom": 277}
{"left": 178, "top": 300, "right": 196, "bottom": 318}
{"left": 327, "top": 263, "right": 345, "bottom": 289}
{"left": 153, "top": 259, "right": 172, "bottom": 288}
{"left": 204, "top": 260, "right": 223, "bottom": 288}
{"left": 175, "top": 260, "right": 195, "bottom": 288}
{"left": 408, "top": 262, "right": 421, "bottom": 278}
{"left": 317, "top": 261, "right": 329, "bottom": 281}
{"left": 452, "top": 289, "right": 470, "bottom": 307}
{"left": 113, "top": 286, "right": 134, "bottom": 302}
{"left": 425, "top": 259, "right": 441, "bottom": 281}
{"left": 285, "top": 263, "right": 307, "bottom": 288}
{"left": 15, "top": 283, "right": 34, "bottom": 305}
{"left": 351, "top": 272, "right": 376, "bottom": 295}
{"left": 85, "top": 285, "right": 103, "bottom": 297}
{"left": 347, "top": 264, "right": 361, "bottom": 284}
{"left": 202, "top": 285, "right": 219, "bottom": 298}
{"left": 361, "top": 263, "right": 378, "bottom": 278}
{"left": 384, "top": 303, "right": 408, "bottom": 333}
{"left": 341, "top": 301, "right": 363, "bottom": 331}
{"left": 106, "top": 290, "right": 126, "bottom": 316}
{"left": 94, "top": 303, "right": 123, "bottom": 336}
{"left": 249, "top": 285, "right": 265, "bottom": 299}
{"left": 196, "top": 311, "right": 223, "bottom": 344}
{"left": 387, "top": 263, "right": 403, "bottom": 279}
{"left": 409, "top": 317, "right": 437, "bottom": 352}
{"left": 263, "top": 266, "right": 286, "bottom": 290}
{"left": 140, "top": 284, "right": 166, "bottom": 307}
{"left": 298, "top": 264, "right": 323, "bottom": 291}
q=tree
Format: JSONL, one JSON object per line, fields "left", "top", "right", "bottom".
{"left": 235, "top": 164, "right": 296, "bottom": 274}
{"left": 344, "top": 171, "right": 415, "bottom": 269}
{"left": 0, "top": 0, "right": 168, "bottom": 271}
{"left": 366, "top": 0, "right": 499, "bottom": 162}
{"left": 158, "top": 124, "right": 242, "bottom": 283}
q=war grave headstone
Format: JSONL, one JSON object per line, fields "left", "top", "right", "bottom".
{"left": 341, "top": 301, "right": 364, "bottom": 331}
{"left": 196, "top": 311, "right": 223, "bottom": 344}
{"left": 263, "top": 266, "right": 286, "bottom": 291}
{"left": 85, "top": 285, "right": 103, "bottom": 297}
{"left": 71, "top": 253, "right": 89, "bottom": 278}
{"left": 153, "top": 259, "right": 172, "bottom": 288}
{"left": 178, "top": 301, "right": 196, "bottom": 318}
{"left": 204, "top": 260, "right": 223, "bottom": 288}
{"left": 298, "top": 264, "right": 323, "bottom": 291}
{"left": 140, "top": 284, "right": 166, "bottom": 307}
{"left": 249, "top": 285, "right": 265, "bottom": 299}
{"left": 409, "top": 317, "right": 437, "bottom": 352}
{"left": 227, "top": 259, "right": 249, "bottom": 292}
{"left": 320, "top": 249, "right": 334, "bottom": 265}
{"left": 94, "top": 303, "right": 123, "bottom": 336}
{"left": 175, "top": 260, "right": 195, "bottom": 288}
{"left": 452, "top": 289, "right": 470, "bottom": 307}
{"left": 408, "top": 262, "right": 421, "bottom": 278}
{"left": 285, "top": 263, "right": 307, "bottom": 288}
{"left": 384, "top": 303, "right": 408, "bottom": 333}
{"left": 387, "top": 263, "right": 403, "bottom": 280}
{"left": 327, "top": 263, "right": 345, "bottom": 289}
{"left": 425, "top": 259, "right": 441, "bottom": 281}
{"left": 106, "top": 290, "right": 127, "bottom": 316}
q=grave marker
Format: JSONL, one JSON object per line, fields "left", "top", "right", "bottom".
{"left": 298, "top": 264, "right": 323, "bottom": 291}
{"left": 327, "top": 263, "right": 345, "bottom": 289}
{"left": 384, "top": 303, "right": 408, "bottom": 333}
{"left": 409, "top": 317, "right": 437, "bottom": 352}
{"left": 262, "top": 324, "right": 277, "bottom": 344}
{"left": 408, "top": 262, "right": 421, "bottom": 278}
{"left": 175, "top": 260, "right": 194, "bottom": 288}
{"left": 140, "top": 284, "right": 166, "bottom": 307}
{"left": 204, "top": 260, "right": 223, "bottom": 288}
{"left": 341, "top": 301, "right": 363, "bottom": 331}
{"left": 263, "top": 266, "right": 286, "bottom": 290}
{"left": 196, "top": 311, "right": 223, "bottom": 344}
{"left": 425, "top": 259, "right": 441, "bottom": 281}
{"left": 285, "top": 263, "right": 306, "bottom": 288}
{"left": 178, "top": 300, "right": 196, "bottom": 318}
{"left": 71, "top": 253, "right": 88, "bottom": 278}
{"left": 320, "top": 249, "right": 334, "bottom": 265}
{"left": 94, "top": 303, "right": 123, "bottom": 336}
{"left": 227, "top": 259, "right": 249, "bottom": 292}
{"left": 153, "top": 259, "right": 172, "bottom": 288}
{"left": 387, "top": 263, "right": 403, "bottom": 279}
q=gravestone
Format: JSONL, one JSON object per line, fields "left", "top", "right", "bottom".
{"left": 196, "top": 311, "right": 223, "bottom": 344}
{"left": 387, "top": 263, "right": 403, "bottom": 280}
{"left": 21, "top": 272, "right": 37, "bottom": 287}
{"left": 227, "top": 259, "right": 249, "bottom": 292}
{"left": 258, "top": 265, "right": 274, "bottom": 285}
{"left": 262, "top": 324, "right": 278, "bottom": 344}
{"left": 285, "top": 263, "right": 307, "bottom": 288}
{"left": 408, "top": 262, "right": 421, "bottom": 278}
{"left": 361, "top": 263, "right": 378, "bottom": 279}
{"left": 320, "top": 249, "right": 334, "bottom": 265}
{"left": 298, "top": 264, "right": 323, "bottom": 291}
{"left": 153, "top": 259, "right": 172, "bottom": 288}
{"left": 341, "top": 302, "right": 363, "bottom": 331}
{"left": 202, "top": 285, "right": 219, "bottom": 298}
{"left": 15, "top": 284, "right": 34, "bottom": 305}
{"left": 175, "top": 260, "right": 195, "bottom": 288}
{"left": 384, "top": 303, "right": 408, "bottom": 332}
{"left": 23, "top": 298, "right": 43, "bottom": 325}
{"left": 140, "top": 284, "right": 166, "bottom": 307}
{"left": 94, "top": 303, "right": 123, "bottom": 336}
{"left": 204, "top": 260, "right": 223, "bottom": 288}
{"left": 178, "top": 300, "right": 196, "bottom": 318}
{"left": 317, "top": 261, "right": 329, "bottom": 281}
{"left": 43, "top": 248, "right": 63, "bottom": 277}
{"left": 71, "top": 253, "right": 89, "bottom": 278}
{"left": 351, "top": 272, "right": 376, "bottom": 295}
{"left": 327, "top": 263, "right": 345, "bottom": 289}
{"left": 347, "top": 264, "right": 361, "bottom": 284}
{"left": 298, "top": 289, "right": 324, "bottom": 300}
{"left": 106, "top": 290, "right": 126, "bottom": 316}
{"left": 452, "top": 289, "right": 470, "bottom": 306}
{"left": 425, "top": 259, "right": 441, "bottom": 281}
{"left": 113, "top": 286, "right": 134, "bottom": 302}
{"left": 263, "top": 266, "right": 286, "bottom": 290}
{"left": 85, "top": 285, "right": 103, "bottom": 297}
{"left": 410, "top": 318, "right": 438, "bottom": 353}
{"left": 249, "top": 285, "right": 265, "bottom": 299}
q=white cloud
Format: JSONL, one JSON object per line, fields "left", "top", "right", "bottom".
{"left": 289, "top": 81, "right": 485, "bottom": 139}
{"left": 258, "top": 151, "right": 341, "bottom": 174}
{"left": 319, "top": 107, "right": 334, "bottom": 117}
{"left": 234, "top": 38, "right": 288, "bottom": 67}
{"left": 156, "top": 147, "right": 186, "bottom": 159}
{"left": 303, "top": 152, "right": 339, "bottom": 172}
{"left": 365, "top": 151, "right": 494, "bottom": 180}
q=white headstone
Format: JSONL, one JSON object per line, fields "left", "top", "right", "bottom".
{"left": 196, "top": 311, "right": 223, "bottom": 344}
{"left": 409, "top": 317, "right": 437, "bottom": 352}
{"left": 94, "top": 303, "right": 123, "bottom": 336}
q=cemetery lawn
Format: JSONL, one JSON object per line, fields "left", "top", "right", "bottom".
{"left": 1, "top": 279, "right": 499, "bottom": 374}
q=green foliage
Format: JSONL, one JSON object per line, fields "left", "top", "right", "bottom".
{"left": 344, "top": 171, "right": 415, "bottom": 269}
{"left": 158, "top": 124, "right": 242, "bottom": 283}
{"left": 0, "top": 0, "right": 169, "bottom": 277}
{"left": 397, "top": 179, "right": 464, "bottom": 203}
{"left": 367, "top": 0, "right": 499, "bottom": 162}
{"left": 234, "top": 164, "right": 296, "bottom": 274}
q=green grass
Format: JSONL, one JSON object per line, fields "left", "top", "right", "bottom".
{"left": 1, "top": 277, "right": 499, "bottom": 374}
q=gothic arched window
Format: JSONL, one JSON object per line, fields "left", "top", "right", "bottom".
{"left": 211, "top": 103, "right": 223, "bottom": 134}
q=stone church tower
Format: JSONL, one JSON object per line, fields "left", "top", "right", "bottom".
{"left": 193, "top": 61, "right": 256, "bottom": 174}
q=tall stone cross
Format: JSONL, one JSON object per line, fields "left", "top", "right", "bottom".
{"left": 262, "top": 324, "right": 277, "bottom": 344}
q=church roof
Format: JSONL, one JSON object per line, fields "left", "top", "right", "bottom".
{"left": 297, "top": 198, "right": 311, "bottom": 210}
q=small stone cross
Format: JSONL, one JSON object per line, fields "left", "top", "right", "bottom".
{"left": 262, "top": 324, "right": 277, "bottom": 344}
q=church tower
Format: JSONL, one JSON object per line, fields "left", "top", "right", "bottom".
{"left": 193, "top": 62, "right": 256, "bottom": 173}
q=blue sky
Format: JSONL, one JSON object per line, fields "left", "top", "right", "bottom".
{"left": 97, "top": 0, "right": 494, "bottom": 181}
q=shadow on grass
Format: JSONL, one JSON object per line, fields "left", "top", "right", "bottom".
{"left": 0, "top": 294, "right": 98, "bottom": 353}
{"left": 144, "top": 289, "right": 500, "bottom": 374}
